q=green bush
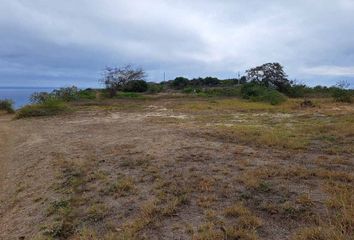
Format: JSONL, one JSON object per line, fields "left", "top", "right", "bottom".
{"left": 332, "top": 88, "right": 352, "bottom": 103}
{"left": 78, "top": 89, "right": 97, "bottom": 100}
{"left": 202, "top": 87, "right": 241, "bottom": 97}
{"left": 0, "top": 99, "right": 15, "bottom": 113}
{"left": 285, "top": 85, "right": 306, "bottom": 98}
{"left": 15, "top": 99, "right": 69, "bottom": 119}
{"left": 241, "top": 83, "right": 286, "bottom": 105}
{"left": 182, "top": 87, "right": 201, "bottom": 94}
{"left": 171, "top": 77, "right": 189, "bottom": 89}
{"left": 52, "top": 86, "right": 79, "bottom": 101}
{"left": 253, "top": 89, "right": 287, "bottom": 105}
{"left": 123, "top": 80, "right": 148, "bottom": 92}
{"left": 147, "top": 83, "right": 164, "bottom": 94}
{"left": 31, "top": 87, "right": 98, "bottom": 103}
{"left": 30, "top": 92, "right": 52, "bottom": 104}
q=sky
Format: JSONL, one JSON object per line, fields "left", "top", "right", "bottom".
{"left": 0, "top": 0, "right": 354, "bottom": 88}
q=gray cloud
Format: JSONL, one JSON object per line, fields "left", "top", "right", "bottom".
{"left": 0, "top": 0, "right": 354, "bottom": 87}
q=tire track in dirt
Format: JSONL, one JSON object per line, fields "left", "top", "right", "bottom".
{"left": 0, "top": 115, "right": 15, "bottom": 202}
{"left": 0, "top": 115, "right": 51, "bottom": 239}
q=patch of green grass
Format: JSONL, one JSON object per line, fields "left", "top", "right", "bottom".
{"left": 115, "top": 92, "right": 145, "bottom": 99}
{"left": 15, "top": 99, "right": 69, "bottom": 119}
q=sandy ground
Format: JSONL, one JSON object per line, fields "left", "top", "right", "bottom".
{"left": 0, "top": 100, "right": 353, "bottom": 240}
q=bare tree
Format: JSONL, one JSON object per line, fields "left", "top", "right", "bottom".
{"left": 246, "top": 63, "right": 291, "bottom": 92}
{"left": 101, "top": 65, "right": 146, "bottom": 97}
{"left": 336, "top": 80, "right": 350, "bottom": 89}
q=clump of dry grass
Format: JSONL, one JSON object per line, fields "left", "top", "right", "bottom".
{"left": 291, "top": 226, "right": 342, "bottom": 240}
{"left": 108, "top": 176, "right": 135, "bottom": 196}
{"left": 87, "top": 203, "right": 108, "bottom": 222}
{"left": 192, "top": 223, "right": 224, "bottom": 240}
{"left": 224, "top": 202, "right": 263, "bottom": 229}
{"left": 224, "top": 202, "right": 251, "bottom": 218}
{"left": 192, "top": 201, "right": 263, "bottom": 240}
{"left": 292, "top": 182, "right": 353, "bottom": 240}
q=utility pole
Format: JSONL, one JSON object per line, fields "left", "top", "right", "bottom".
{"left": 163, "top": 72, "right": 166, "bottom": 82}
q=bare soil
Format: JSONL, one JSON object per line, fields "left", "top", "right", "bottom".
{"left": 0, "top": 98, "right": 353, "bottom": 240}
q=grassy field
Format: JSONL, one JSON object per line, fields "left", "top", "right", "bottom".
{"left": 0, "top": 95, "right": 353, "bottom": 240}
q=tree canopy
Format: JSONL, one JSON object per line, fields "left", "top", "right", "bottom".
{"left": 246, "top": 63, "right": 291, "bottom": 92}
{"left": 102, "top": 65, "right": 146, "bottom": 97}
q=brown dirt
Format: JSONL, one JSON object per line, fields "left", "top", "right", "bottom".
{"left": 0, "top": 99, "right": 353, "bottom": 240}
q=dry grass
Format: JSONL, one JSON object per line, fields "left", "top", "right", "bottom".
{"left": 1, "top": 96, "right": 353, "bottom": 240}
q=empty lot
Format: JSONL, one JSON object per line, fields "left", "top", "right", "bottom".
{"left": 0, "top": 97, "right": 353, "bottom": 240}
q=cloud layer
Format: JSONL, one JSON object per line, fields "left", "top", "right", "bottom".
{"left": 0, "top": 0, "right": 354, "bottom": 87}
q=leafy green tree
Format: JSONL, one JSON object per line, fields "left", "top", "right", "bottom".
{"left": 171, "top": 77, "right": 189, "bottom": 89}
{"left": 246, "top": 63, "right": 291, "bottom": 92}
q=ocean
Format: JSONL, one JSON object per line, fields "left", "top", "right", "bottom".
{"left": 0, "top": 87, "right": 55, "bottom": 109}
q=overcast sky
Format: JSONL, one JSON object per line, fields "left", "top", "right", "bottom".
{"left": 0, "top": 0, "right": 354, "bottom": 87}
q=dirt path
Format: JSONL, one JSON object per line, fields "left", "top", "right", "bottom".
{"left": 0, "top": 115, "right": 14, "bottom": 199}
{"left": 0, "top": 115, "right": 59, "bottom": 240}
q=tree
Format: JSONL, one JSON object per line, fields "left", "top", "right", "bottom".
{"left": 102, "top": 65, "right": 146, "bottom": 97}
{"left": 246, "top": 63, "right": 291, "bottom": 92}
{"left": 123, "top": 80, "right": 148, "bottom": 92}
{"left": 171, "top": 77, "right": 189, "bottom": 89}
{"left": 332, "top": 80, "right": 352, "bottom": 103}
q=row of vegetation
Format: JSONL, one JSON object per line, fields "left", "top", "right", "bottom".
{"left": 1, "top": 63, "right": 353, "bottom": 118}
{"left": 100, "top": 63, "right": 353, "bottom": 104}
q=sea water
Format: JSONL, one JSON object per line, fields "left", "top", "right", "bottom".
{"left": 0, "top": 87, "right": 54, "bottom": 109}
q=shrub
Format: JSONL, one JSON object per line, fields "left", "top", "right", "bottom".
{"left": 101, "top": 65, "right": 146, "bottom": 97}
{"left": 171, "top": 77, "right": 189, "bottom": 89}
{"left": 15, "top": 99, "right": 69, "bottom": 119}
{"left": 285, "top": 85, "right": 306, "bottom": 98}
{"left": 190, "top": 77, "right": 220, "bottom": 87}
{"left": 123, "top": 80, "right": 148, "bottom": 92}
{"left": 332, "top": 88, "right": 352, "bottom": 103}
{"left": 78, "top": 88, "right": 97, "bottom": 100}
{"left": 52, "top": 86, "right": 79, "bottom": 101}
{"left": 0, "top": 99, "right": 15, "bottom": 113}
{"left": 31, "top": 87, "right": 96, "bottom": 103}
{"left": 147, "top": 83, "right": 164, "bottom": 94}
{"left": 241, "top": 83, "right": 286, "bottom": 105}
{"left": 30, "top": 92, "right": 52, "bottom": 104}
{"left": 183, "top": 87, "right": 201, "bottom": 94}
{"left": 202, "top": 87, "right": 241, "bottom": 97}
{"left": 256, "top": 90, "right": 287, "bottom": 105}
